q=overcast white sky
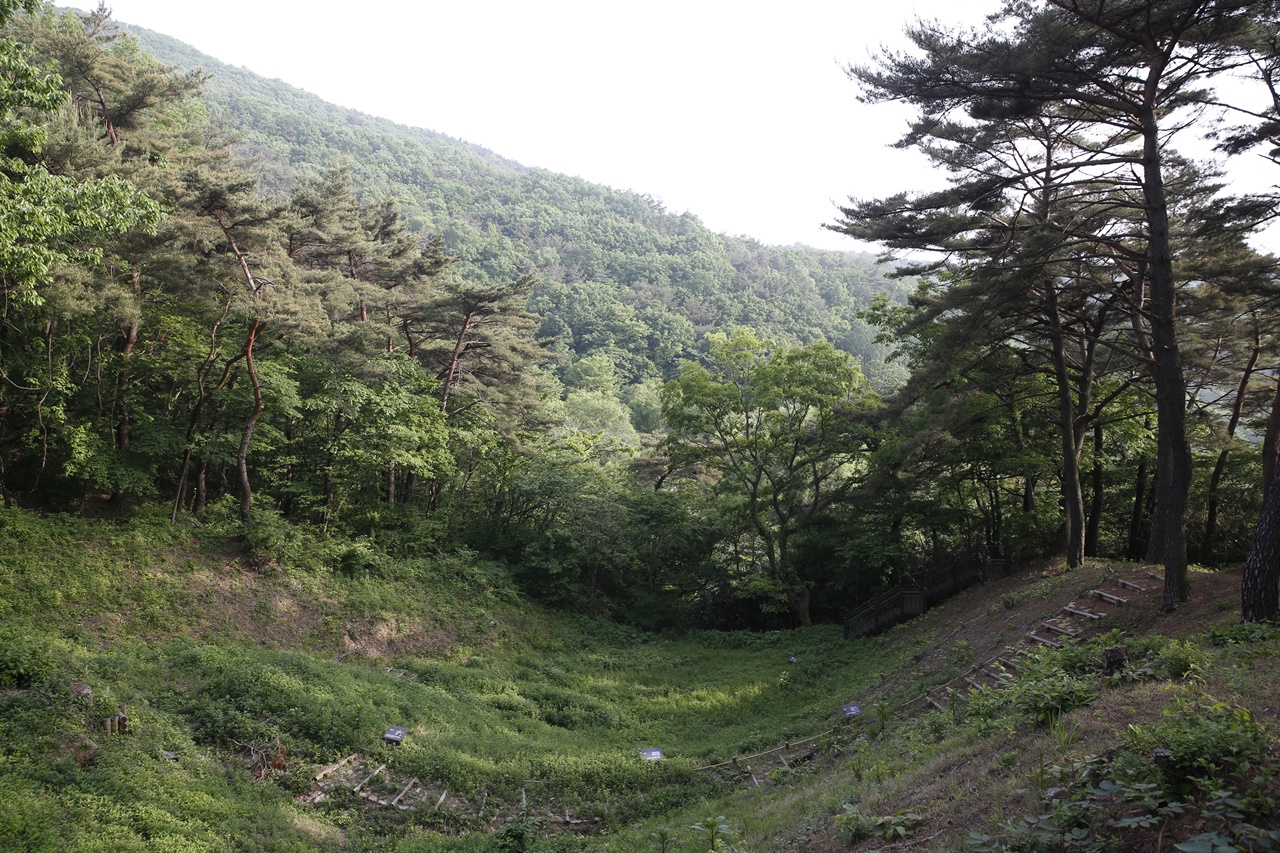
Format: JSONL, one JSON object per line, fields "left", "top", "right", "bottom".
{"left": 64, "top": 1, "right": 1278, "bottom": 253}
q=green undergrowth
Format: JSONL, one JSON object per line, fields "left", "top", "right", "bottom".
{"left": 4, "top": 506, "right": 1277, "bottom": 851}
{"left": 792, "top": 626, "right": 1280, "bottom": 853}
{"left": 588, "top": 583, "right": 1280, "bottom": 851}
{"left": 0, "top": 621, "right": 901, "bottom": 850}
{"left": 0, "top": 505, "right": 912, "bottom": 851}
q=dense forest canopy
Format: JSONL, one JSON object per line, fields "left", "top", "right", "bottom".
{"left": 2, "top": 0, "right": 1280, "bottom": 630}
{"left": 128, "top": 21, "right": 911, "bottom": 391}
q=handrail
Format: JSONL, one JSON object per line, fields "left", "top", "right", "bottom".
{"left": 842, "top": 549, "right": 986, "bottom": 640}
{"left": 693, "top": 729, "right": 831, "bottom": 771}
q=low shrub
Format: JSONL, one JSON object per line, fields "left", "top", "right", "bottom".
{"left": 1125, "top": 693, "right": 1271, "bottom": 787}
{"left": 0, "top": 626, "right": 64, "bottom": 689}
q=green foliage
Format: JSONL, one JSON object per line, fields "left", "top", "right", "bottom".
{"left": 836, "top": 805, "right": 924, "bottom": 845}
{"left": 1125, "top": 694, "right": 1271, "bottom": 786}
{"left": 835, "top": 803, "right": 877, "bottom": 844}
{"left": 0, "top": 625, "right": 63, "bottom": 688}
{"left": 1156, "top": 640, "right": 1209, "bottom": 682}
{"left": 969, "top": 646, "right": 1098, "bottom": 727}
{"left": 1209, "top": 622, "right": 1280, "bottom": 646}
{"left": 648, "top": 826, "right": 679, "bottom": 853}
{"left": 965, "top": 684, "right": 1278, "bottom": 853}
{"left": 689, "top": 815, "right": 737, "bottom": 851}
{"left": 662, "top": 329, "right": 879, "bottom": 623}
{"left": 493, "top": 809, "right": 544, "bottom": 852}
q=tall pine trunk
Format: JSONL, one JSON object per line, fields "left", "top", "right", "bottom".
{"left": 1242, "top": 466, "right": 1280, "bottom": 622}
{"left": 1242, "top": 370, "right": 1280, "bottom": 620}
{"left": 1127, "top": 457, "right": 1148, "bottom": 560}
{"left": 1139, "top": 78, "right": 1191, "bottom": 611}
{"left": 1085, "top": 423, "right": 1104, "bottom": 557}
{"left": 236, "top": 320, "right": 265, "bottom": 523}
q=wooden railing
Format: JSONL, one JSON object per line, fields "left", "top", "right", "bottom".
{"left": 842, "top": 549, "right": 987, "bottom": 640}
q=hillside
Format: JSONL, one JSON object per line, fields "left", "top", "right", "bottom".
{"left": 3, "top": 508, "right": 1276, "bottom": 851}
{"left": 3, "top": 9, "right": 1279, "bottom": 850}
{"left": 128, "top": 23, "right": 910, "bottom": 391}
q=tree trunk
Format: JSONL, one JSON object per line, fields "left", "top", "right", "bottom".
{"left": 194, "top": 458, "right": 208, "bottom": 514}
{"left": 1146, "top": 440, "right": 1167, "bottom": 565}
{"left": 439, "top": 310, "right": 477, "bottom": 414}
{"left": 1048, "top": 306, "right": 1086, "bottom": 568}
{"left": 1241, "top": 463, "right": 1280, "bottom": 622}
{"left": 1127, "top": 457, "right": 1148, "bottom": 560}
{"left": 236, "top": 320, "right": 265, "bottom": 523}
{"left": 1264, "top": 371, "right": 1280, "bottom": 490}
{"left": 790, "top": 586, "right": 813, "bottom": 628}
{"left": 1138, "top": 84, "right": 1191, "bottom": 611}
{"left": 1085, "top": 422, "right": 1103, "bottom": 558}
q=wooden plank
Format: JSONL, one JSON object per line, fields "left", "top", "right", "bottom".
{"left": 1117, "top": 579, "right": 1146, "bottom": 591}
{"left": 390, "top": 777, "right": 418, "bottom": 806}
{"left": 925, "top": 695, "right": 944, "bottom": 711}
{"left": 1028, "top": 633, "right": 1062, "bottom": 648}
{"left": 315, "top": 752, "right": 359, "bottom": 781}
{"left": 1063, "top": 606, "right": 1103, "bottom": 620}
{"left": 1091, "top": 589, "right": 1127, "bottom": 605}
{"left": 1043, "top": 622, "right": 1079, "bottom": 637}
{"left": 353, "top": 764, "right": 385, "bottom": 793}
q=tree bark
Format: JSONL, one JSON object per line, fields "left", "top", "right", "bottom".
{"left": 1127, "top": 457, "right": 1148, "bottom": 560}
{"left": 1242, "top": 463, "right": 1280, "bottom": 622}
{"left": 1085, "top": 422, "right": 1103, "bottom": 558}
{"left": 1047, "top": 286, "right": 1086, "bottom": 568}
{"left": 1138, "top": 85, "right": 1191, "bottom": 609}
{"left": 1146, "top": 440, "right": 1168, "bottom": 565}
{"left": 789, "top": 586, "right": 813, "bottom": 628}
{"left": 1264, "top": 371, "right": 1280, "bottom": 490}
{"left": 236, "top": 320, "right": 265, "bottom": 523}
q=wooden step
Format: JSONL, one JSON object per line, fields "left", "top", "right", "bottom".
{"left": 1146, "top": 571, "right": 1165, "bottom": 582}
{"left": 1117, "top": 579, "right": 1146, "bottom": 591}
{"left": 925, "top": 695, "right": 944, "bottom": 711}
{"left": 997, "top": 656, "right": 1019, "bottom": 671}
{"left": 1091, "top": 589, "right": 1128, "bottom": 605}
{"left": 1063, "top": 606, "right": 1104, "bottom": 620}
{"left": 1028, "top": 633, "right": 1062, "bottom": 648}
{"left": 1042, "top": 622, "right": 1079, "bottom": 637}
{"left": 964, "top": 675, "right": 986, "bottom": 690}
{"left": 983, "top": 667, "right": 1012, "bottom": 683}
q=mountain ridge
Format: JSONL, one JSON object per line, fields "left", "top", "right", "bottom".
{"left": 122, "top": 16, "right": 909, "bottom": 388}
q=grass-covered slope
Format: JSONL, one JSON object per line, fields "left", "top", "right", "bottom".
{"left": 0, "top": 505, "right": 902, "bottom": 851}
{"left": 2, "top": 507, "right": 1277, "bottom": 852}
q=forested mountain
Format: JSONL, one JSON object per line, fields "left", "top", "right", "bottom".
{"left": 5, "top": 2, "right": 1280, "bottom": 634}
{"left": 0, "top": 4, "right": 910, "bottom": 631}
{"left": 131, "top": 23, "right": 910, "bottom": 392}
{"left": 7, "top": 3, "right": 1280, "bottom": 848}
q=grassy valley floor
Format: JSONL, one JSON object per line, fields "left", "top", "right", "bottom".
{"left": 1, "top": 506, "right": 1277, "bottom": 851}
